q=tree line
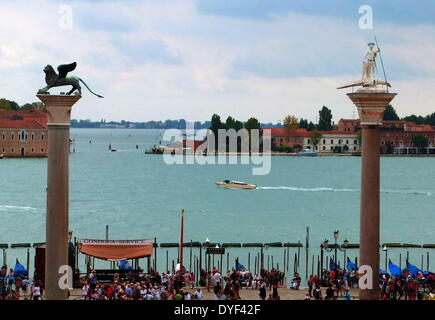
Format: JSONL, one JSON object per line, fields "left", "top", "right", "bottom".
{"left": 0, "top": 98, "right": 45, "bottom": 111}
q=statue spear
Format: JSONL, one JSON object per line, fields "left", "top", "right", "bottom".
{"left": 374, "top": 36, "right": 389, "bottom": 92}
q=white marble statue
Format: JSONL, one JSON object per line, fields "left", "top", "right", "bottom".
{"left": 338, "top": 42, "right": 390, "bottom": 90}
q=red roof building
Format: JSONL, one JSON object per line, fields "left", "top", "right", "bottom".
{"left": 263, "top": 128, "right": 310, "bottom": 148}
{"left": 0, "top": 110, "right": 48, "bottom": 157}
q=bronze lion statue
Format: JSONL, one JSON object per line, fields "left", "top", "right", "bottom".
{"left": 38, "top": 62, "right": 103, "bottom": 98}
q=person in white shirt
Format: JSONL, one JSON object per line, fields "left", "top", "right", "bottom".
{"left": 193, "top": 288, "right": 203, "bottom": 300}
{"left": 213, "top": 272, "right": 222, "bottom": 285}
{"left": 140, "top": 287, "right": 147, "bottom": 299}
{"left": 32, "top": 284, "right": 41, "bottom": 300}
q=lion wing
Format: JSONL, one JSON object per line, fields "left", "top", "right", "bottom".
{"left": 57, "top": 62, "right": 77, "bottom": 79}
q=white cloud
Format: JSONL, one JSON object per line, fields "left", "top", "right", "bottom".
{"left": 0, "top": 0, "right": 433, "bottom": 123}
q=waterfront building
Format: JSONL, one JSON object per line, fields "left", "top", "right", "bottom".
{"left": 338, "top": 119, "right": 435, "bottom": 154}
{"left": 304, "top": 131, "right": 361, "bottom": 153}
{"left": 265, "top": 128, "right": 310, "bottom": 149}
{"left": 0, "top": 109, "right": 48, "bottom": 157}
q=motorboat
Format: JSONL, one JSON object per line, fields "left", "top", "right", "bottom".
{"left": 298, "top": 148, "right": 317, "bottom": 156}
{"left": 215, "top": 180, "right": 256, "bottom": 189}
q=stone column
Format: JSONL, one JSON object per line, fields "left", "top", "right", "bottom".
{"left": 346, "top": 89, "right": 396, "bottom": 300}
{"left": 36, "top": 94, "right": 81, "bottom": 300}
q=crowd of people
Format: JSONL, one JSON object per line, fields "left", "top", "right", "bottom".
{"left": 79, "top": 266, "right": 289, "bottom": 300}
{"left": 303, "top": 268, "right": 435, "bottom": 300}
{"left": 2, "top": 261, "right": 434, "bottom": 300}
{"left": 0, "top": 265, "right": 43, "bottom": 300}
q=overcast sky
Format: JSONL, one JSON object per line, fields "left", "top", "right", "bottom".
{"left": 0, "top": 0, "right": 434, "bottom": 123}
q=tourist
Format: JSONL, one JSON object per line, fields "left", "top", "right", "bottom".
{"left": 259, "top": 280, "right": 266, "bottom": 300}
{"left": 82, "top": 280, "right": 90, "bottom": 300}
{"left": 325, "top": 286, "right": 334, "bottom": 300}
{"left": 307, "top": 275, "right": 314, "bottom": 297}
{"left": 304, "top": 292, "right": 311, "bottom": 300}
{"left": 192, "top": 288, "right": 203, "bottom": 300}
{"left": 89, "top": 270, "right": 98, "bottom": 291}
{"left": 291, "top": 272, "right": 301, "bottom": 290}
{"left": 343, "top": 288, "right": 351, "bottom": 300}
{"left": 31, "top": 282, "right": 42, "bottom": 300}
{"left": 313, "top": 286, "right": 322, "bottom": 300}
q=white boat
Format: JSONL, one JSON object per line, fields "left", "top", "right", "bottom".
{"left": 298, "top": 148, "right": 317, "bottom": 156}
{"left": 216, "top": 180, "right": 257, "bottom": 189}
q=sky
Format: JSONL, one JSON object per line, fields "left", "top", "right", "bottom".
{"left": 0, "top": 0, "right": 434, "bottom": 123}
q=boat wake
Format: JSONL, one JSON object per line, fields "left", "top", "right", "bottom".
{"left": 0, "top": 205, "right": 38, "bottom": 212}
{"left": 257, "top": 186, "right": 431, "bottom": 196}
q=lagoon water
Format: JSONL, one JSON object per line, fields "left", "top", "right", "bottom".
{"left": 1, "top": 129, "right": 434, "bottom": 275}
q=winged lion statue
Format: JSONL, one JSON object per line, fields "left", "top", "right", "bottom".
{"left": 37, "top": 62, "right": 103, "bottom": 98}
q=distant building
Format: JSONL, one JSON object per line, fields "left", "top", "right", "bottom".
{"left": 0, "top": 109, "right": 48, "bottom": 157}
{"left": 304, "top": 131, "right": 360, "bottom": 153}
{"left": 264, "top": 128, "right": 311, "bottom": 148}
{"left": 338, "top": 118, "right": 435, "bottom": 154}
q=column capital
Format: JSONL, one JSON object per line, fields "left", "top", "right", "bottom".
{"left": 347, "top": 92, "right": 397, "bottom": 126}
{"left": 36, "top": 94, "right": 81, "bottom": 126}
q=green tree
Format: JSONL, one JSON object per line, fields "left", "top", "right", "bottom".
{"left": 0, "top": 98, "right": 19, "bottom": 110}
{"left": 383, "top": 105, "right": 399, "bottom": 120}
{"left": 210, "top": 114, "right": 225, "bottom": 151}
{"left": 310, "top": 130, "right": 322, "bottom": 151}
{"left": 411, "top": 134, "right": 429, "bottom": 148}
{"left": 283, "top": 115, "right": 298, "bottom": 144}
{"left": 225, "top": 116, "right": 243, "bottom": 131}
{"left": 244, "top": 117, "right": 261, "bottom": 131}
{"left": 318, "top": 106, "right": 333, "bottom": 131}
{"left": 307, "top": 121, "right": 316, "bottom": 131}
{"left": 298, "top": 118, "right": 308, "bottom": 129}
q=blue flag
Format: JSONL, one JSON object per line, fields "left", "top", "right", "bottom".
{"left": 379, "top": 269, "right": 389, "bottom": 275}
{"left": 119, "top": 260, "right": 132, "bottom": 270}
{"left": 13, "top": 259, "right": 28, "bottom": 278}
{"left": 406, "top": 261, "right": 422, "bottom": 277}
{"left": 329, "top": 260, "right": 341, "bottom": 271}
{"left": 346, "top": 258, "right": 357, "bottom": 270}
{"left": 388, "top": 260, "right": 402, "bottom": 277}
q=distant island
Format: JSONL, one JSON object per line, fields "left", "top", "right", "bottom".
{"left": 70, "top": 118, "right": 284, "bottom": 129}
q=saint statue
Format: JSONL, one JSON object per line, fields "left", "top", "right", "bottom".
{"left": 338, "top": 41, "right": 390, "bottom": 90}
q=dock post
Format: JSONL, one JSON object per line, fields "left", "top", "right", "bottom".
{"left": 248, "top": 252, "right": 251, "bottom": 271}
{"left": 26, "top": 248, "right": 30, "bottom": 276}
{"left": 105, "top": 225, "right": 109, "bottom": 240}
{"left": 189, "top": 240, "right": 192, "bottom": 272}
{"left": 199, "top": 245, "right": 202, "bottom": 272}
{"left": 305, "top": 227, "right": 309, "bottom": 278}
{"left": 311, "top": 255, "right": 314, "bottom": 276}
{"left": 427, "top": 252, "right": 430, "bottom": 271}
{"left": 226, "top": 252, "right": 229, "bottom": 273}
{"left": 260, "top": 245, "right": 264, "bottom": 270}
{"left": 37, "top": 94, "right": 81, "bottom": 300}
{"left": 421, "top": 255, "right": 424, "bottom": 270}
{"left": 154, "top": 238, "right": 157, "bottom": 271}
{"left": 283, "top": 249, "right": 286, "bottom": 272}
{"left": 254, "top": 256, "right": 257, "bottom": 274}
{"left": 297, "top": 240, "right": 301, "bottom": 268}
{"left": 294, "top": 253, "right": 297, "bottom": 274}
{"left": 399, "top": 254, "right": 402, "bottom": 269}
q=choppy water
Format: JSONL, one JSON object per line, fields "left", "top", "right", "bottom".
{"left": 0, "top": 129, "right": 434, "bottom": 275}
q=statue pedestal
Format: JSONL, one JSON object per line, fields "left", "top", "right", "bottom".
{"left": 347, "top": 90, "right": 396, "bottom": 300}
{"left": 36, "top": 94, "right": 81, "bottom": 300}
